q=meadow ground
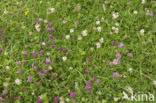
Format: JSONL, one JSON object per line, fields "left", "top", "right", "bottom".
{"left": 0, "top": 0, "right": 156, "bottom": 103}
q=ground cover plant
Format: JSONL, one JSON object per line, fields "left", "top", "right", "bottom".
{"left": 0, "top": 0, "right": 156, "bottom": 103}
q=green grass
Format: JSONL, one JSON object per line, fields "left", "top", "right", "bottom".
{"left": 0, "top": 0, "right": 156, "bottom": 103}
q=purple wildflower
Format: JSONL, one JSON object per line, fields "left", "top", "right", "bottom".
{"left": 27, "top": 77, "right": 33, "bottom": 82}
{"left": 40, "top": 50, "right": 44, "bottom": 55}
{"left": 54, "top": 97, "right": 60, "bottom": 103}
{"left": 0, "top": 48, "right": 2, "bottom": 53}
{"left": 37, "top": 99, "right": 42, "bottom": 103}
{"left": 46, "top": 42, "right": 50, "bottom": 45}
{"left": 49, "top": 34, "right": 53, "bottom": 39}
{"left": 45, "top": 58, "right": 51, "bottom": 65}
{"left": 37, "top": 20, "right": 41, "bottom": 24}
{"left": 87, "top": 81, "right": 92, "bottom": 86}
{"left": 0, "top": 97, "right": 3, "bottom": 101}
{"left": 17, "top": 61, "right": 21, "bottom": 66}
{"left": 51, "top": 27, "right": 55, "bottom": 32}
{"left": 113, "top": 72, "right": 119, "bottom": 78}
{"left": 128, "top": 53, "right": 133, "bottom": 57}
{"left": 43, "top": 69, "right": 48, "bottom": 74}
{"left": 23, "top": 51, "right": 27, "bottom": 56}
{"left": 2, "top": 90, "right": 7, "bottom": 95}
{"left": 70, "top": 92, "right": 77, "bottom": 98}
{"left": 34, "top": 66, "right": 38, "bottom": 70}
{"left": 86, "top": 69, "right": 91, "bottom": 74}
{"left": 17, "top": 96, "right": 21, "bottom": 100}
{"left": 47, "top": 28, "right": 50, "bottom": 32}
{"left": 150, "top": 12, "right": 154, "bottom": 17}
{"left": 58, "top": 48, "right": 63, "bottom": 51}
{"left": 115, "top": 53, "right": 122, "bottom": 59}
{"left": 49, "top": 22, "right": 53, "bottom": 26}
{"left": 52, "top": 45, "right": 56, "bottom": 48}
{"left": 86, "top": 85, "right": 92, "bottom": 91}
{"left": 39, "top": 73, "right": 44, "bottom": 77}
{"left": 33, "top": 52, "right": 38, "bottom": 57}
{"left": 117, "top": 61, "right": 121, "bottom": 64}
{"left": 110, "top": 62, "right": 114, "bottom": 67}
{"left": 112, "top": 41, "right": 117, "bottom": 46}
{"left": 18, "top": 69, "right": 23, "bottom": 74}
{"left": 119, "top": 43, "right": 124, "bottom": 48}
{"left": 51, "top": 72, "right": 56, "bottom": 78}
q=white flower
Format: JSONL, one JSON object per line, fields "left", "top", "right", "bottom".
{"left": 62, "top": 56, "right": 67, "bottom": 61}
{"left": 153, "top": 81, "right": 156, "bottom": 85}
{"left": 82, "top": 30, "right": 88, "bottom": 36}
{"left": 70, "top": 29, "right": 74, "bottom": 33}
{"left": 126, "top": 87, "right": 133, "bottom": 94}
{"left": 35, "top": 24, "right": 40, "bottom": 32}
{"left": 4, "top": 9, "right": 8, "bottom": 14}
{"left": 44, "top": 20, "right": 48, "bottom": 23}
{"left": 47, "top": 52, "right": 50, "bottom": 55}
{"left": 66, "top": 98, "right": 70, "bottom": 102}
{"left": 96, "top": 42, "right": 101, "bottom": 48}
{"left": 16, "top": 2, "right": 19, "bottom": 5}
{"left": 63, "top": 19, "right": 67, "bottom": 24}
{"left": 66, "top": 35, "right": 70, "bottom": 39}
{"left": 101, "top": 17, "right": 104, "bottom": 22}
{"left": 4, "top": 52, "right": 8, "bottom": 55}
{"left": 42, "top": 42, "right": 46, "bottom": 45}
{"left": 133, "top": 10, "right": 138, "bottom": 14}
{"left": 98, "top": 91, "right": 102, "bottom": 95}
{"left": 115, "top": 23, "right": 119, "bottom": 26}
{"left": 100, "top": 37, "right": 104, "bottom": 43}
{"left": 15, "top": 79, "right": 21, "bottom": 85}
{"left": 96, "top": 21, "right": 100, "bottom": 25}
{"left": 140, "top": 29, "right": 144, "bottom": 35}
{"left": 32, "top": 92, "right": 35, "bottom": 95}
{"left": 69, "top": 67, "right": 73, "bottom": 70}
{"left": 5, "top": 66, "right": 10, "bottom": 70}
{"left": 40, "top": 1, "right": 42, "bottom": 3}
{"left": 112, "top": 12, "right": 119, "bottom": 19}
{"left": 112, "top": 26, "right": 116, "bottom": 30}
{"left": 60, "top": 101, "right": 64, "bottom": 103}
{"left": 114, "top": 97, "right": 118, "bottom": 101}
{"left": 49, "top": 8, "right": 55, "bottom": 13}
{"left": 141, "top": 0, "right": 145, "bottom": 4}
{"left": 78, "top": 36, "right": 82, "bottom": 40}
{"left": 97, "top": 26, "right": 102, "bottom": 32}
{"left": 128, "top": 68, "right": 133, "bottom": 73}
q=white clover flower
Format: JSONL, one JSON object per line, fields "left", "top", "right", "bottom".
{"left": 96, "top": 21, "right": 100, "bottom": 25}
{"left": 114, "top": 97, "right": 118, "bottom": 101}
{"left": 78, "top": 35, "right": 82, "bottom": 40}
{"left": 115, "top": 23, "right": 119, "bottom": 26}
{"left": 69, "top": 67, "right": 73, "bottom": 70}
{"left": 70, "top": 29, "right": 74, "bottom": 33}
{"left": 97, "top": 26, "right": 102, "bottom": 32}
{"left": 128, "top": 68, "right": 133, "bottom": 73}
{"left": 66, "top": 98, "right": 70, "bottom": 102}
{"left": 153, "top": 81, "right": 156, "bottom": 85}
{"left": 62, "top": 56, "right": 67, "bottom": 61}
{"left": 44, "top": 20, "right": 48, "bottom": 23}
{"left": 16, "top": 2, "right": 19, "bottom": 5}
{"left": 47, "top": 52, "right": 50, "bottom": 55}
{"left": 5, "top": 66, "right": 10, "bottom": 70}
{"left": 15, "top": 79, "right": 21, "bottom": 85}
{"left": 4, "top": 9, "right": 8, "bottom": 14}
{"left": 133, "top": 10, "right": 138, "bottom": 14}
{"left": 63, "top": 19, "right": 67, "bottom": 24}
{"left": 60, "top": 101, "right": 64, "bottom": 103}
{"left": 35, "top": 24, "right": 40, "bottom": 32}
{"left": 82, "top": 30, "right": 88, "bottom": 36}
{"left": 112, "top": 26, "right": 116, "bottom": 30}
{"left": 141, "top": 0, "right": 145, "bottom": 4}
{"left": 66, "top": 35, "right": 70, "bottom": 39}
{"left": 140, "top": 29, "right": 144, "bottom": 35}
{"left": 112, "top": 12, "right": 119, "bottom": 19}
{"left": 96, "top": 42, "right": 101, "bottom": 48}
{"left": 100, "top": 37, "right": 104, "bottom": 43}
{"left": 42, "top": 42, "right": 46, "bottom": 45}
{"left": 101, "top": 17, "right": 104, "bottom": 22}
{"left": 49, "top": 8, "right": 55, "bottom": 13}
{"left": 4, "top": 52, "right": 8, "bottom": 55}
